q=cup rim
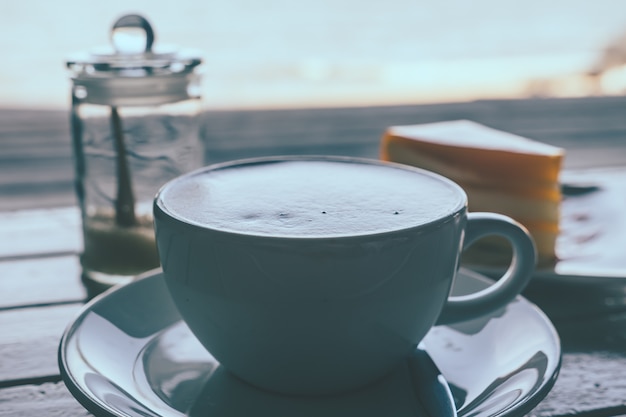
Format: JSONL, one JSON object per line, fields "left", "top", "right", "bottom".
{"left": 154, "top": 155, "right": 468, "bottom": 242}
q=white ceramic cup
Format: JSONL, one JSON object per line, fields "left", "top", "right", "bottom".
{"left": 153, "top": 155, "right": 536, "bottom": 396}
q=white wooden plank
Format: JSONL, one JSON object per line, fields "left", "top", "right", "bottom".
{"left": 0, "top": 256, "right": 85, "bottom": 308}
{"left": 0, "top": 304, "right": 83, "bottom": 382}
{"left": 530, "top": 352, "right": 626, "bottom": 417}
{"left": 0, "top": 207, "right": 81, "bottom": 258}
{"left": 0, "top": 382, "right": 91, "bottom": 417}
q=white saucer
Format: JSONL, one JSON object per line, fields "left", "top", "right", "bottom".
{"left": 59, "top": 268, "right": 560, "bottom": 417}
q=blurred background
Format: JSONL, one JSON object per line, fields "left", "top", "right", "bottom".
{"left": 2, "top": 0, "right": 626, "bottom": 110}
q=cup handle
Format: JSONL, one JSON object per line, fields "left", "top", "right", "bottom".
{"left": 436, "top": 212, "right": 537, "bottom": 325}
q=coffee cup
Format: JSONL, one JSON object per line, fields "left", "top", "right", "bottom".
{"left": 153, "top": 155, "right": 536, "bottom": 396}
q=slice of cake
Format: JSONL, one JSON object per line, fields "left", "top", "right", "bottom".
{"left": 380, "top": 119, "right": 564, "bottom": 265}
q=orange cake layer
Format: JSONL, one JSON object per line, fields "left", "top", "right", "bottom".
{"left": 461, "top": 184, "right": 561, "bottom": 224}
{"left": 381, "top": 119, "right": 565, "bottom": 265}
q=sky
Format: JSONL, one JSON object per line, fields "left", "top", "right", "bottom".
{"left": 2, "top": 0, "right": 626, "bottom": 109}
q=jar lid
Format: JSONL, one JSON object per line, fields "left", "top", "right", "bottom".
{"left": 67, "top": 14, "right": 203, "bottom": 106}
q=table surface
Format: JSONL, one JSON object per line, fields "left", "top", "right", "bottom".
{"left": 2, "top": 96, "right": 626, "bottom": 416}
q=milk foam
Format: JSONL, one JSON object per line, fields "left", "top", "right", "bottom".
{"left": 159, "top": 160, "right": 465, "bottom": 237}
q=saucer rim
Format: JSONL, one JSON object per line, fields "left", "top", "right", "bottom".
{"left": 58, "top": 268, "right": 561, "bottom": 417}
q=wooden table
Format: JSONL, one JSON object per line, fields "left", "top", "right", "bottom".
{"left": 2, "top": 96, "right": 626, "bottom": 416}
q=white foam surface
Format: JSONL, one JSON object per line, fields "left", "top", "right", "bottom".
{"left": 160, "top": 160, "right": 464, "bottom": 237}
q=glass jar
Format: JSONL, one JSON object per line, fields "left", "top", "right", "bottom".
{"left": 66, "top": 14, "right": 205, "bottom": 297}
